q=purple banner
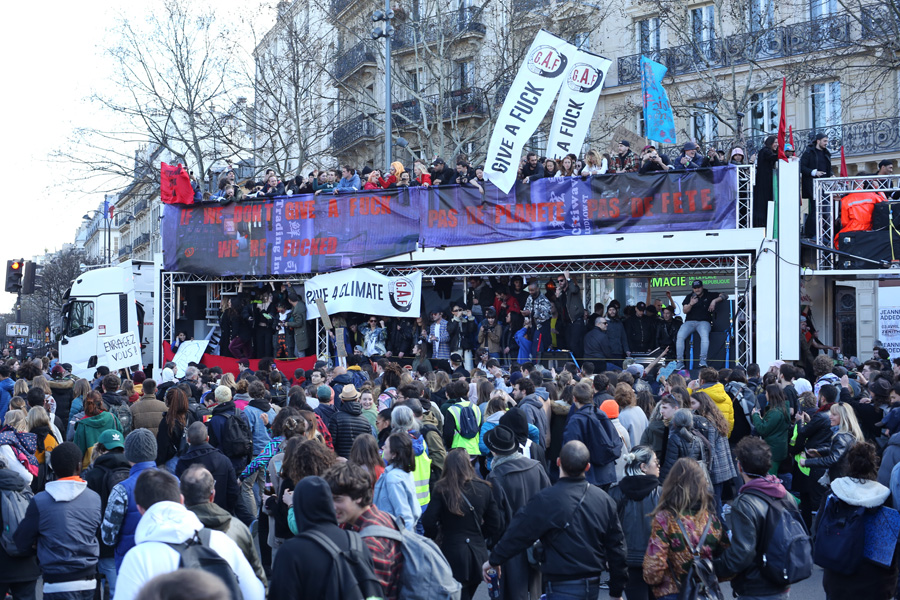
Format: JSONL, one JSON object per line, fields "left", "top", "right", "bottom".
{"left": 163, "top": 167, "right": 737, "bottom": 275}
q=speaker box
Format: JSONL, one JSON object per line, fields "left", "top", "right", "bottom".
{"left": 837, "top": 230, "right": 893, "bottom": 269}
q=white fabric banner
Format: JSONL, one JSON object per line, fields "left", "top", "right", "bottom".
{"left": 546, "top": 50, "right": 611, "bottom": 159}
{"left": 303, "top": 269, "right": 422, "bottom": 319}
{"left": 878, "top": 286, "right": 900, "bottom": 356}
{"left": 484, "top": 30, "right": 576, "bottom": 194}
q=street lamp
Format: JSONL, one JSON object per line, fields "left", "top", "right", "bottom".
{"left": 372, "top": 8, "right": 394, "bottom": 166}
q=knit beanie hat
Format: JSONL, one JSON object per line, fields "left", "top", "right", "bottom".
{"left": 600, "top": 399, "right": 620, "bottom": 420}
{"left": 124, "top": 428, "right": 158, "bottom": 464}
{"left": 317, "top": 385, "right": 334, "bottom": 404}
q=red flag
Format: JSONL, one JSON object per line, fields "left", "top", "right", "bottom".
{"left": 776, "top": 77, "right": 788, "bottom": 161}
{"left": 789, "top": 125, "right": 794, "bottom": 148}
{"left": 108, "top": 205, "right": 115, "bottom": 219}
{"left": 840, "top": 146, "right": 848, "bottom": 177}
{"left": 160, "top": 162, "right": 195, "bottom": 205}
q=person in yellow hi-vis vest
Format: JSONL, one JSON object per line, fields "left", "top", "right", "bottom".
{"left": 391, "top": 405, "right": 433, "bottom": 514}
{"left": 442, "top": 380, "right": 483, "bottom": 458}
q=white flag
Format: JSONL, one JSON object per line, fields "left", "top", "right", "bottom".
{"left": 546, "top": 50, "right": 611, "bottom": 159}
{"left": 484, "top": 30, "right": 576, "bottom": 194}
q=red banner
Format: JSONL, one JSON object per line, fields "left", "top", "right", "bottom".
{"left": 161, "top": 162, "right": 195, "bottom": 205}
{"left": 162, "top": 342, "right": 316, "bottom": 379}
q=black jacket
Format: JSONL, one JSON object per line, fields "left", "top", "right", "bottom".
{"left": 660, "top": 427, "right": 701, "bottom": 482}
{"left": 793, "top": 410, "right": 834, "bottom": 456}
{"left": 448, "top": 316, "right": 477, "bottom": 351}
{"left": 0, "top": 470, "right": 40, "bottom": 582}
{"left": 605, "top": 318, "right": 629, "bottom": 360}
{"left": 328, "top": 401, "right": 373, "bottom": 458}
{"left": 713, "top": 487, "right": 794, "bottom": 597}
{"left": 269, "top": 477, "right": 378, "bottom": 600}
{"left": 175, "top": 443, "right": 240, "bottom": 514}
{"left": 488, "top": 477, "right": 627, "bottom": 596}
{"left": 800, "top": 142, "right": 833, "bottom": 200}
{"left": 422, "top": 478, "right": 503, "bottom": 585}
{"left": 431, "top": 165, "right": 457, "bottom": 186}
{"left": 583, "top": 328, "right": 614, "bottom": 363}
{"left": 386, "top": 319, "right": 414, "bottom": 356}
{"left": 608, "top": 475, "right": 661, "bottom": 566}
{"left": 804, "top": 430, "right": 856, "bottom": 480}
{"left": 656, "top": 318, "right": 681, "bottom": 351}
{"left": 624, "top": 315, "right": 658, "bottom": 353}
{"left": 521, "top": 162, "right": 544, "bottom": 181}
{"left": 674, "top": 152, "right": 709, "bottom": 170}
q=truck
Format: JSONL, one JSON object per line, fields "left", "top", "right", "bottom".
{"left": 59, "top": 259, "right": 157, "bottom": 379}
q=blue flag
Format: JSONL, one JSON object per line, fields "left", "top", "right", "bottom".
{"left": 640, "top": 56, "right": 676, "bottom": 144}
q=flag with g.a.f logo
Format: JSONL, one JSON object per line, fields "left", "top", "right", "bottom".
{"left": 484, "top": 30, "right": 576, "bottom": 194}
{"left": 546, "top": 50, "right": 611, "bottom": 160}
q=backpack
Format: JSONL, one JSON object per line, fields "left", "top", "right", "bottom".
{"left": 725, "top": 382, "right": 757, "bottom": 428}
{"left": 212, "top": 408, "right": 253, "bottom": 459}
{"left": 675, "top": 517, "right": 723, "bottom": 600}
{"left": 360, "top": 516, "right": 462, "bottom": 600}
{"left": 455, "top": 403, "right": 479, "bottom": 439}
{"left": 0, "top": 484, "right": 33, "bottom": 556}
{"left": 102, "top": 465, "right": 132, "bottom": 506}
{"left": 300, "top": 529, "right": 385, "bottom": 600}
{"left": 109, "top": 402, "right": 133, "bottom": 437}
{"left": 167, "top": 528, "right": 243, "bottom": 600}
{"left": 743, "top": 490, "right": 813, "bottom": 585}
{"left": 814, "top": 495, "right": 868, "bottom": 575}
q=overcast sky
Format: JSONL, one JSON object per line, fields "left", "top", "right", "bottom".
{"left": 0, "top": 0, "right": 275, "bottom": 313}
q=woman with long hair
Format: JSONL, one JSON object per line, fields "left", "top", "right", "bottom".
{"left": 72, "top": 390, "right": 122, "bottom": 467}
{"left": 609, "top": 446, "right": 661, "bottom": 600}
{"left": 615, "top": 383, "right": 648, "bottom": 448}
{"left": 476, "top": 380, "right": 493, "bottom": 410}
{"left": 349, "top": 433, "right": 384, "bottom": 485}
{"left": 543, "top": 158, "right": 558, "bottom": 178}
{"left": 422, "top": 449, "right": 502, "bottom": 600}
{"left": 373, "top": 432, "right": 421, "bottom": 531}
{"left": 26, "top": 406, "right": 59, "bottom": 464}
{"left": 156, "top": 387, "right": 191, "bottom": 473}
{"left": 67, "top": 379, "right": 92, "bottom": 441}
{"left": 690, "top": 391, "right": 738, "bottom": 509}
{"left": 581, "top": 149, "right": 608, "bottom": 176}
{"left": 800, "top": 402, "right": 865, "bottom": 482}
{"left": 643, "top": 458, "right": 728, "bottom": 599}
{"left": 751, "top": 384, "right": 792, "bottom": 474}
{"left": 219, "top": 372, "right": 237, "bottom": 394}
{"left": 557, "top": 154, "right": 577, "bottom": 177}
{"left": 12, "top": 379, "right": 28, "bottom": 399}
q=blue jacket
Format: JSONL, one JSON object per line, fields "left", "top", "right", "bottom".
{"left": 373, "top": 464, "right": 421, "bottom": 531}
{"left": 243, "top": 402, "right": 275, "bottom": 457}
{"left": 515, "top": 327, "right": 533, "bottom": 363}
{"left": 14, "top": 479, "right": 101, "bottom": 584}
{"left": 562, "top": 404, "right": 623, "bottom": 486}
{"left": 0, "top": 377, "right": 13, "bottom": 417}
{"left": 114, "top": 461, "right": 157, "bottom": 569}
{"left": 334, "top": 174, "right": 361, "bottom": 193}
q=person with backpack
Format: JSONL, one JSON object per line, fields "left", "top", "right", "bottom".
{"left": 83, "top": 429, "right": 131, "bottom": 598}
{"left": 113, "top": 469, "right": 264, "bottom": 600}
{"left": 0, "top": 460, "right": 39, "bottom": 600}
{"left": 101, "top": 428, "right": 159, "bottom": 571}
{"left": 815, "top": 441, "right": 900, "bottom": 599}
{"left": 73, "top": 391, "right": 123, "bottom": 469}
{"left": 608, "top": 446, "right": 661, "bottom": 600}
{"left": 483, "top": 441, "right": 627, "bottom": 600}
{"left": 643, "top": 457, "right": 729, "bottom": 600}
{"left": 270, "top": 475, "right": 382, "bottom": 600}
{"left": 751, "top": 385, "right": 792, "bottom": 475}
{"left": 690, "top": 391, "right": 739, "bottom": 511}
{"left": 659, "top": 408, "right": 703, "bottom": 483}
{"left": 323, "top": 461, "right": 404, "bottom": 599}
{"left": 374, "top": 432, "right": 421, "bottom": 532}
{"left": 156, "top": 388, "right": 193, "bottom": 474}
{"left": 724, "top": 369, "right": 759, "bottom": 446}
{"left": 713, "top": 437, "right": 810, "bottom": 600}
{"left": 562, "top": 381, "right": 623, "bottom": 489}
{"left": 240, "top": 381, "right": 276, "bottom": 516}
{"left": 14, "top": 442, "right": 102, "bottom": 600}
{"left": 0, "top": 411, "right": 38, "bottom": 487}
{"left": 442, "top": 380, "right": 483, "bottom": 458}
{"left": 174, "top": 422, "right": 239, "bottom": 515}
{"left": 423, "top": 448, "right": 503, "bottom": 600}
{"left": 207, "top": 391, "right": 253, "bottom": 475}
{"left": 100, "top": 374, "right": 133, "bottom": 437}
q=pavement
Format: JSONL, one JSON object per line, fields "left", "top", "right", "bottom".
{"left": 473, "top": 566, "right": 826, "bottom": 599}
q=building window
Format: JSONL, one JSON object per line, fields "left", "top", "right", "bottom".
{"left": 810, "top": 81, "right": 841, "bottom": 128}
{"left": 691, "top": 102, "right": 718, "bottom": 143}
{"left": 574, "top": 32, "right": 590, "bottom": 50}
{"left": 455, "top": 61, "right": 474, "bottom": 89}
{"left": 638, "top": 18, "right": 661, "bottom": 54}
{"left": 750, "top": 90, "right": 779, "bottom": 135}
{"left": 637, "top": 111, "right": 646, "bottom": 137}
{"left": 748, "top": 0, "right": 774, "bottom": 32}
{"left": 810, "top": 0, "right": 838, "bottom": 20}
{"left": 691, "top": 6, "right": 716, "bottom": 42}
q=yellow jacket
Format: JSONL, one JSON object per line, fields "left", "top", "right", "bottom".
{"left": 692, "top": 382, "right": 734, "bottom": 436}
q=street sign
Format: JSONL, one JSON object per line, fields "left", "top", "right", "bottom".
{"left": 6, "top": 323, "right": 28, "bottom": 337}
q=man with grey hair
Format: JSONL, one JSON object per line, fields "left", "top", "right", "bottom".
{"left": 182, "top": 366, "right": 202, "bottom": 402}
{"left": 174, "top": 422, "right": 239, "bottom": 514}
{"left": 181, "top": 465, "right": 266, "bottom": 586}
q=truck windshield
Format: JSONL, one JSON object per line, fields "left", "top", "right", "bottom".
{"left": 64, "top": 301, "right": 95, "bottom": 337}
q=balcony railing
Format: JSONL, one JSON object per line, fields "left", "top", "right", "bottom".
{"left": 332, "top": 115, "right": 379, "bottom": 151}
{"left": 118, "top": 245, "right": 132, "bottom": 258}
{"left": 334, "top": 42, "right": 377, "bottom": 81}
{"left": 134, "top": 233, "right": 151, "bottom": 248}
{"left": 391, "top": 87, "right": 489, "bottom": 126}
{"left": 331, "top": 0, "right": 356, "bottom": 16}
{"left": 512, "top": 0, "right": 549, "bottom": 11}
{"left": 134, "top": 198, "right": 149, "bottom": 214}
{"left": 393, "top": 8, "right": 486, "bottom": 51}
{"left": 657, "top": 117, "right": 900, "bottom": 163}
{"left": 616, "top": 13, "right": 852, "bottom": 85}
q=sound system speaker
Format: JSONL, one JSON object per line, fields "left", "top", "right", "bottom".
{"left": 837, "top": 230, "right": 894, "bottom": 269}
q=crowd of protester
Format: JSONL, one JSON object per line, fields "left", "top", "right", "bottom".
{"left": 2, "top": 326, "right": 900, "bottom": 599}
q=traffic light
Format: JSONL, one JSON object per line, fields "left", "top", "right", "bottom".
{"left": 5, "top": 260, "right": 23, "bottom": 293}
{"left": 21, "top": 261, "right": 36, "bottom": 295}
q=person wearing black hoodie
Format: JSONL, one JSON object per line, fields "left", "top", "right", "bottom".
{"left": 800, "top": 132, "right": 833, "bottom": 238}
{"left": 0, "top": 467, "right": 40, "bottom": 600}
{"left": 608, "top": 445, "right": 661, "bottom": 600}
{"left": 174, "top": 422, "right": 240, "bottom": 514}
{"left": 328, "top": 385, "right": 374, "bottom": 458}
{"left": 269, "top": 476, "right": 381, "bottom": 600}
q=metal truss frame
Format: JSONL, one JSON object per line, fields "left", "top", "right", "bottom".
{"left": 163, "top": 251, "right": 755, "bottom": 368}
{"left": 814, "top": 174, "right": 900, "bottom": 269}
{"left": 736, "top": 164, "right": 755, "bottom": 230}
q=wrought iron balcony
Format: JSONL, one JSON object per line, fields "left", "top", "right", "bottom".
{"left": 393, "top": 8, "right": 486, "bottom": 52}
{"left": 332, "top": 115, "right": 378, "bottom": 151}
{"left": 331, "top": 0, "right": 357, "bottom": 16}
{"left": 334, "top": 42, "right": 377, "bottom": 81}
{"left": 391, "top": 87, "right": 488, "bottom": 127}
{"left": 133, "top": 233, "right": 151, "bottom": 248}
{"left": 134, "top": 198, "right": 149, "bottom": 214}
{"left": 616, "top": 13, "right": 852, "bottom": 85}
{"left": 512, "top": 0, "right": 549, "bottom": 11}
{"left": 118, "top": 245, "right": 132, "bottom": 258}
{"left": 656, "top": 117, "right": 900, "bottom": 163}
